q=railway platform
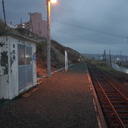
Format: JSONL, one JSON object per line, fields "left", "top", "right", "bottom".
{"left": 0, "top": 63, "right": 99, "bottom": 128}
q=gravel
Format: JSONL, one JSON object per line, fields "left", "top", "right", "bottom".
{"left": 0, "top": 63, "right": 99, "bottom": 128}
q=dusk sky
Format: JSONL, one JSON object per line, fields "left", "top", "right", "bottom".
{"left": 1, "top": 0, "right": 128, "bottom": 55}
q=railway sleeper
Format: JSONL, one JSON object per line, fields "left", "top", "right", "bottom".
{"left": 105, "top": 116, "right": 128, "bottom": 120}
{"left": 107, "top": 96, "right": 122, "bottom": 98}
{"left": 114, "top": 106, "right": 128, "bottom": 108}
{"left": 117, "top": 111, "right": 128, "bottom": 113}
{"left": 104, "top": 110, "right": 114, "bottom": 113}
{"left": 112, "top": 102, "right": 128, "bottom": 105}
{"left": 106, "top": 93, "right": 120, "bottom": 95}
{"left": 102, "top": 105, "right": 112, "bottom": 108}
{"left": 105, "top": 116, "right": 116, "bottom": 119}
{"left": 103, "top": 109, "right": 128, "bottom": 113}
{"left": 109, "top": 99, "right": 123, "bottom": 101}
{"left": 124, "top": 125, "right": 128, "bottom": 128}
{"left": 120, "top": 117, "right": 128, "bottom": 119}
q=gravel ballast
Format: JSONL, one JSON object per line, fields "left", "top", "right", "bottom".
{"left": 0, "top": 63, "right": 99, "bottom": 128}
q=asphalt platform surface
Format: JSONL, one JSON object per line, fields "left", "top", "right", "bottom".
{"left": 0, "top": 63, "right": 99, "bottom": 128}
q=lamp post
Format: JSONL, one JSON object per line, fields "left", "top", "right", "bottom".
{"left": 46, "top": 0, "right": 57, "bottom": 77}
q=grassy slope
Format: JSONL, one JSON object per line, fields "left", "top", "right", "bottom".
{"left": 0, "top": 19, "right": 83, "bottom": 76}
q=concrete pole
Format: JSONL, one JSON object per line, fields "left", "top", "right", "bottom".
{"left": 109, "top": 50, "right": 112, "bottom": 68}
{"left": 47, "top": 0, "right": 51, "bottom": 77}
{"left": 2, "top": 0, "right": 7, "bottom": 31}
{"left": 65, "top": 51, "right": 68, "bottom": 71}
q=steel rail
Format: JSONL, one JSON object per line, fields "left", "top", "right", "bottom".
{"left": 87, "top": 63, "right": 128, "bottom": 128}
{"left": 89, "top": 67, "right": 126, "bottom": 128}
{"left": 86, "top": 67, "right": 108, "bottom": 128}
{"left": 95, "top": 67, "right": 128, "bottom": 103}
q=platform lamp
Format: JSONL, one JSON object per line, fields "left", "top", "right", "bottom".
{"left": 46, "top": 0, "right": 57, "bottom": 77}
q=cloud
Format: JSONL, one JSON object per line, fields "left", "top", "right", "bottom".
{"left": 50, "top": 0, "right": 128, "bottom": 54}
{"left": 1, "top": 0, "right": 128, "bottom": 55}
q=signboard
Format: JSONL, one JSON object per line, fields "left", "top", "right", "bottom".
{"left": 33, "top": 55, "right": 36, "bottom": 60}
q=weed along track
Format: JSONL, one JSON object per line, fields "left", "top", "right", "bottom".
{"left": 87, "top": 62, "right": 128, "bottom": 128}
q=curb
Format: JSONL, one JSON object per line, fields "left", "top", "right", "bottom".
{"left": 36, "top": 64, "right": 74, "bottom": 85}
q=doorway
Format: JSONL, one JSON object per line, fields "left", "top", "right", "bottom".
{"left": 18, "top": 44, "right": 33, "bottom": 90}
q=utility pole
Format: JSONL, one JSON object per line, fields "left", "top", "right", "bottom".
{"left": 120, "top": 51, "right": 122, "bottom": 65}
{"left": 20, "top": 18, "right": 23, "bottom": 28}
{"left": 2, "top": 0, "right": 7, "bottom": 31}
{"left": 102, "top": 49, "right": 106, "bottom": 66}
{"left": 28, "top": 13, "right": 34, "bottom": 33}
{"left": 109, "top": 50, "right": 112, "bottom": 68}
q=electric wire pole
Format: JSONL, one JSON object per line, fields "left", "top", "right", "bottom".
{"left": 2, "top": 0, "right": 7, "bottom": 31}
{"left": 109, "top": 50, "right": 112, "bottom": 68}
{"left": 47, "top": 0, "right": 51, "bottom": 77}
{"left": 102, "top": 50, "right": 106, "bottom": 66}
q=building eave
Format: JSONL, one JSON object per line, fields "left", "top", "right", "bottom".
{"left": 1, "top": 31, "right": 39, "bottom": 44}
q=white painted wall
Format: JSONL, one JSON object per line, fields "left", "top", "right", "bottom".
{"left": 8, "top": 36, "right": 19, "bottom": 99}
{"left": 32, "top": 45, "right": 37, "bottom": 86}
{"left": 0, "top": 35, "right": 37, "bottom": 99}
{"left": 0, "top": 36, "right": 10, "bottom": 99}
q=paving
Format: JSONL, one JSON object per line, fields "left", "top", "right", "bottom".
{"left": 0, "top": 63, "right": 99, "bottom": 128}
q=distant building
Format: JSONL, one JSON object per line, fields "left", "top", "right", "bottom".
{"left": 15, "top": 12, "right": 47, "bottom": 38}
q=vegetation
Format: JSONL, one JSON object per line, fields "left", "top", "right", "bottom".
{"left": 97, "top": 65, "right": 122, "bottom": 73}
{"left": 36, "top": 39, "right": 83, "bottom": 76}
{"left": 0, "top": 18, "right": 6, "bottom": 34}
{"left": 0, "top": 19, "right": 84, "bottom": 76}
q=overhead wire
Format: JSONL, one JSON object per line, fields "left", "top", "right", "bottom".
{"left": 51, "top": 19, "right": 128, "bottom": 38}
{"left": 52, "top": 28, "right": 106, "bottom": 44}
{"left": 52, "top": 28, "right": 127, "bottom": 49}
{"left": 50, "top": 18, "right": 128, "bottom": 51}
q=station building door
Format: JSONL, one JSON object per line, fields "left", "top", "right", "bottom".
{"left": 18, "top": 44, "right": 33, "bottom": 90}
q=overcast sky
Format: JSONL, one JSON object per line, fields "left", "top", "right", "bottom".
{"left": 1, "top": 0, "right": 128, "bottom": 55}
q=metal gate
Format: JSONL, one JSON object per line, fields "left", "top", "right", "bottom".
{"left": 18, "top": 44, "right": 33, "bottom": 90}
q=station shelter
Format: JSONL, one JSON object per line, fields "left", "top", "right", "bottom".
{"left": 0, "top": 32, "right": 38, "bottom": 99}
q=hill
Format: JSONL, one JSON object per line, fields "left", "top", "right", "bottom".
{"left": 36, "top": 39, "right": 83, "bottom": 76}
{"left": 0, "top": 19, "right": 84, "bottom": 76}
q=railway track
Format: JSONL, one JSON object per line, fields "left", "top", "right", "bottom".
{"left": 87, "top": 63, "right": 128, "bottom": 128}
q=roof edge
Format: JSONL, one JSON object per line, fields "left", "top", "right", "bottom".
{"left": 1, "top": 31, "right": 39, "bottom": 44}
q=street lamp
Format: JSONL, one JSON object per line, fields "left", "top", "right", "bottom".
{"left": 51, "top": 0, "right": 57, "bottom": 3}
{"left": 46, "top": 0, "right": 57, "bottom": 77}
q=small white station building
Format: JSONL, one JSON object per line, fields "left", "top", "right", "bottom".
{"left": 0, "top": 32, "right": 38, "bottom": 99}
